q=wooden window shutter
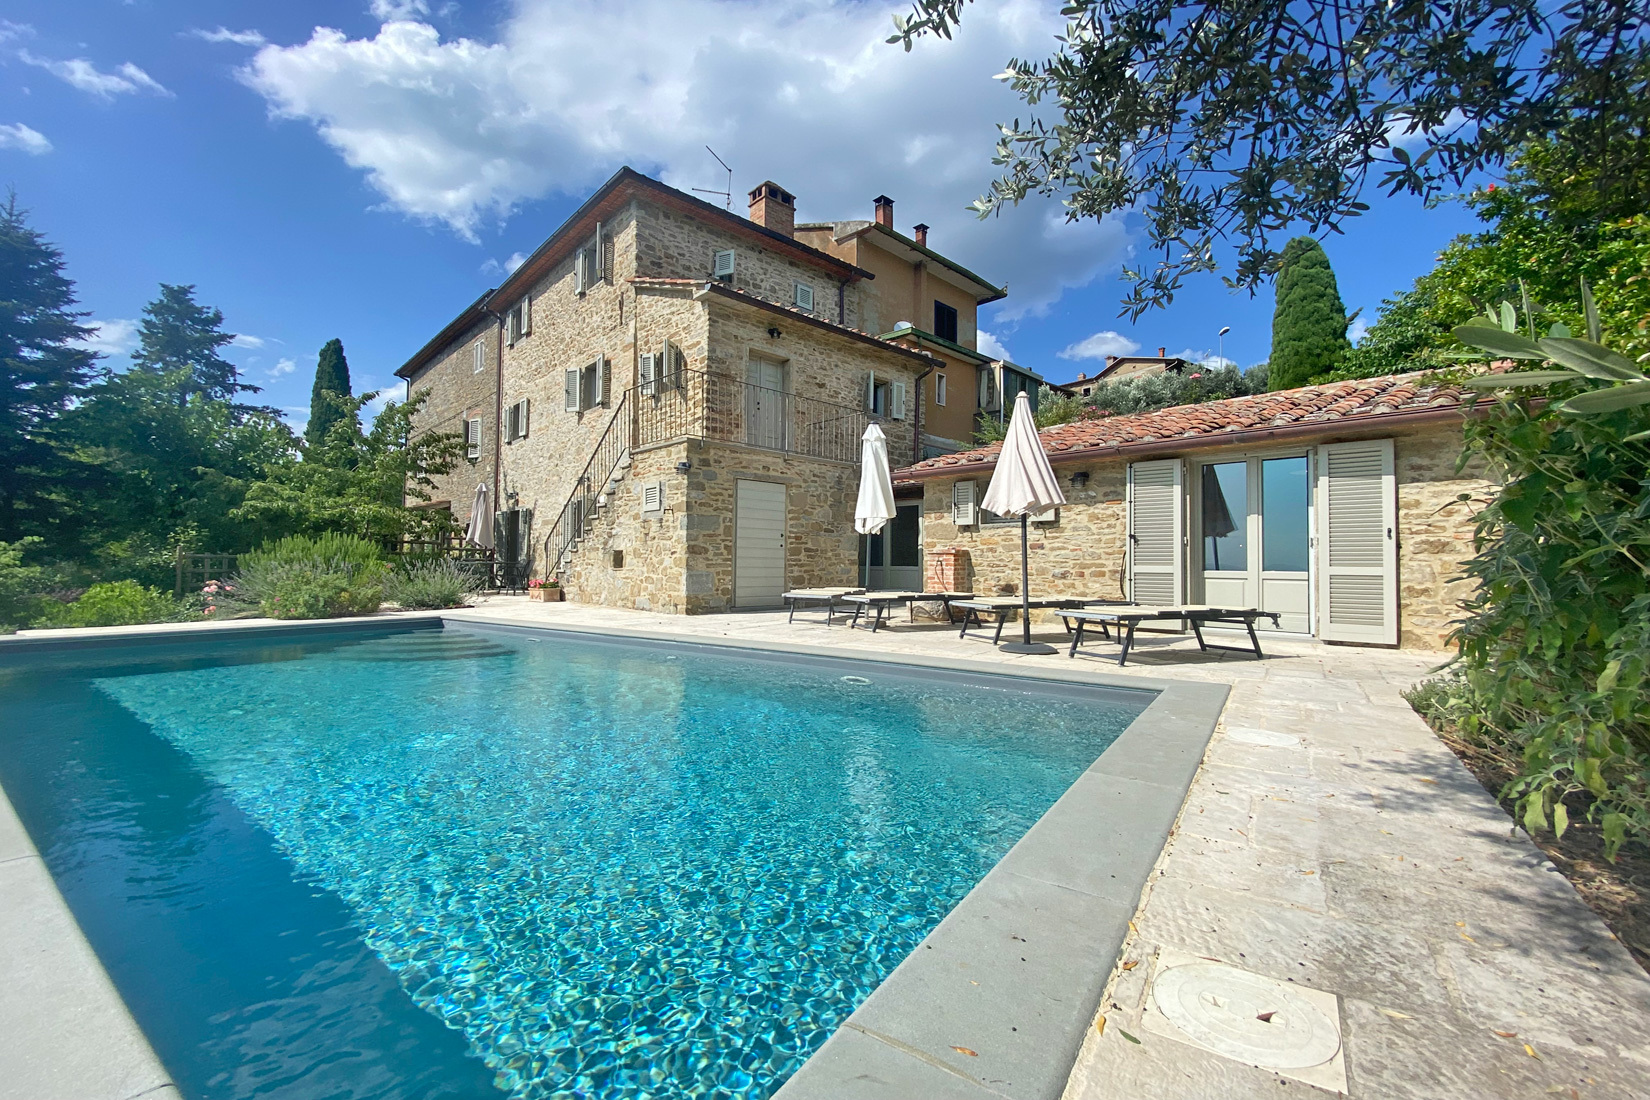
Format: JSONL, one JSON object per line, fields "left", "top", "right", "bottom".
{"left": 1127, "top": 459, "right": 1184, "bottom": 606}
{"left": 951, "top": 480, "right": 978, "bottom": 526}
{"left": 712, "top": 249, "right": 735, "bottom": 281}
{"left": 575, "top": 249, "right": 588, "bottom": 295}
{"left": 520, "top": 397, "right": 529, "bottom": 438}
{"left": 472, "top": 341, "right": 485, "bottom": 373}
{"left": 890, "top": 381, "right": 907, "bottom": 420}
{"left": 642, "top": 482, "right": 664, "bottom": 512}
{"left": 592, "top": 222, "right": 604, "bottom": 282}
{"left": 599, "top": 356, "right": 611, "bottom": 406}
{"left": 794, "top": 282, "right": 814, "bottom": 312}
{"left": 639, "top": 353, "right": 658, "bottom": 396}
{"left": 521, "top": 295, "right": 531, "bottom": 336}
{"left": 1317, "top": 439, "right": 1397, "bottom": 644}
{"left": 564, "top": 368, "right": 582, "bottom": 412}
{"left": 466, "top": 416, "right": 483, "bottom": 459}
{"left": 865, "top": 371, "right": 877, "bottom": 412}
{"left": 504, "top": 403, "right": 516, "bottom": 442}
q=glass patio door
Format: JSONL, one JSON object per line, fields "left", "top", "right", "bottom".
{"left": 860, "top": 504, "right": 922, "bottom": 590}
{"left": 1198, "top": 455, "right": 1311, "bottom": 632}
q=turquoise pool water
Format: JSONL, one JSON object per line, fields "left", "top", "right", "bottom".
{"left": 0, "top": 625, "right": 1147, "bottom": 1099}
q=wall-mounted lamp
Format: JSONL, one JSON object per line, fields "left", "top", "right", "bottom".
{"left": 675, "top": 460, "right": 692, "bottom": 473}
{"left": 1071, "top": 471, "right": 1090, "bottom": 488}
{"left": 766, "top": 326, "right": 783, "bottom": 339}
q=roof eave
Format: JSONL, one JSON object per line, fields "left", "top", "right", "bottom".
{"left": 396, "top": 288, "right": 497, "bottom": 379}
{"left": 896, "top": 402, "right": 1472, "bottom": 481}
{"left": 847, "top": 223, "right": 1007, "bottom": 303}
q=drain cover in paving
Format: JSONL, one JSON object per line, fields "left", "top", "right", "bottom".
{"left": 1143, "top": 950, "right": 1347, "bottom": 1092}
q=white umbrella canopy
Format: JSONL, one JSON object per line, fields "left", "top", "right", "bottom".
{"left": 983, "top": 391, "right": 1068, "bottom": 518}
{"left": 982, "top": 391, "right": 1068, "bottom": 652}
{"left": 465, "top": 482, "right": 495, "bottom": 550}
{"left": 854, "top": 423, "right": 897, "bottom": 536}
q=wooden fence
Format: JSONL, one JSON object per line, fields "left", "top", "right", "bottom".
{"left": 175, "top": 550, "right": 239, "bottom": 597}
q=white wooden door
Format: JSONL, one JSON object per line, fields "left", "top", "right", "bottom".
{"left": 744, "top": 357, "right": 789, "bottom": 451}
{"left": 734, "top": 479, "right": 787, "bottom": 608}
{"left": 1128, "top": 460, "right": 1184, "bottom": 606}
{"left": 1316, "top": 439, "right": 1397, "bottom": 644}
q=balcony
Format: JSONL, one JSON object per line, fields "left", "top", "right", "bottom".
{"left": 630, "top": 367, "right": 908, "bottom": 467}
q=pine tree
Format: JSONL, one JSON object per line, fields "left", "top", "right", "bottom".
{"left": 130, "top": 284, "right": 253, "bottom": 407}
{"left": 305, "top": 338, "right": 353, "bottom": 449}
{"left": 1268, "top": 237, "right": 1352, "bottom": 390}
{"left": 0, "top": 194, "right": 98, "bottom": 540}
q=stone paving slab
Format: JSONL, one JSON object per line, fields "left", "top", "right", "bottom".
{"left": 453, "top": 597, "right": 1650, "bottom": 1099}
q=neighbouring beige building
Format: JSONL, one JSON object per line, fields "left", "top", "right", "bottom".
{"left": 397, "top": 168, "right": 1008, "bottom": 612}
{"left": 900, "top": 373, "right": 1493, "bottom": 650}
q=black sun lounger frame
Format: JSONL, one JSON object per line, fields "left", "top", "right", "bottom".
{"left": 1059, "top": 607, "right": 1283, "bottom": 665}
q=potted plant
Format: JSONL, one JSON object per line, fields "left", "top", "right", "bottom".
{"left": 528, "top": 578, "right": 565, "bottom": 602}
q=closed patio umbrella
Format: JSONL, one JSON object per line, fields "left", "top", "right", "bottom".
{"left": 854, "top": 423, "right": 896, "bottom": 536}
{"left": 465, "top": 482, "right": 495, "bottom": 550}
{"left": 982, "top": 391, "right": 1068, "bottom": 653}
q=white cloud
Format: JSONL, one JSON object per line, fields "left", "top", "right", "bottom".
{"left": 190, "top": 27, "right": 267, "bottom": 47}
{"left": 481, "top": 250, "right": 528, "bottom": 277}
{"left": 240, "top": 0, "right": 1130, "bottom": 318}
{"left": 369, "top": 1, "right": 431, "bottom": 20}
{"left": 977, "top": 329, "right": 1010, "bottom": 360}
{"left": 1058, "top": 330, "right": 1140, "bottom": 361}
{"left": 19, "top": 51, "right": 171, "bottom": 99}
{"left": 268, "top": 357, "right": 297, "bottom": 377}
{"left": 0, "top": 122, "right": 50, "bottom": 154}
{"left": 1348, "top": 313, "right": 1371, "bottom": 345}
{"left": 77, "top": 318, "right": 140, "bottom": 357}
{"left": 0, "top": 21, "right": 32, "bottom": 45}
{"left": 1174, "top": 348, "right": 1236, "bottom": 369}
{"left": 231, "top": 333, "right": 267, "bottom": 349}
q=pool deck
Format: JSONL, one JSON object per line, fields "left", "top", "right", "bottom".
{"left": 3, "top": 599, "right": 1648, "bottom": 1099}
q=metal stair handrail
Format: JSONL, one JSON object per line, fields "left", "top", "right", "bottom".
{"left": 543, "top": 389, "right": 632, "bottom": 579}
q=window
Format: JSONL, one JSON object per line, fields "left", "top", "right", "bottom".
{"left": 935, "top": 373, "right": 947, "bottom": 406}
{"left": 642, "top": 481, "right": 665, "bottom": 513}
{"left": 951, "top": 480, "right": 978, "bottom": 526}
{"left": 976, "top": 367, "right": 1000, "bottom": 411}
{"left": 506, "top": 297, "right": 531, "bottom": 344}
{"left": 712, "top": 249, "right": 736, "bottom": 281}
{"left": 793, "top": 282, "right": 814, "bottom": 312}
{"left": 565, "top": 357, "right": 608, "bottom": 411}
{"left": 505, "top": 398, "right": 530, "bottom": 442}
{"left": 864, "top": 372, "right": 906, "bottom": 419}
{"left": 933, "top": 300, "right": 959, "bottom": 343}
{"left": 472, "top": 341, "right": 485, "bottom": 373}
{"left": 641, "top": 341, "right": 686, "bottom": 396}
{"left": 464, "top": 416, "right": 483, "bottom": 459}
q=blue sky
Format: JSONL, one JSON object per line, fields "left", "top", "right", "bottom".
{"left": 2, "top": 0, "right": 1486, "bottom": 427}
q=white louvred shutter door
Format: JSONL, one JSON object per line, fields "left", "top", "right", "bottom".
{"left": 891, "top": 381, "right": 907, "bottom": 420}
{"left": 473, "top": 342, "right": 484, "bottom": 373}
{"left": 1317, "top": 439, "right": 1397, "bottom": 644}
{"left": 865, "top": 371, "right": 877, "bottom": 412}
{"left": 504, "top": 404, "right": 516, "bottom": 442}
{"left": 520, "top": 398, "right": 529, "bottom": 438}
{"left": 565, "top": 369, "right": 582, "bottom": 412}
{"left": 1127, "top": 459, "right": 1183, "bottom": 606}
{"left": 521, "top": 295, "right": 531, "bottom": 335}
{"left": 639, "top": 353, "right": 657, "bottom": 396}
{"left": 593, "top": 222, "right": 604, "bottom": 281}
{"left": 574, "top": 250, "right": 587, "bottom": 294}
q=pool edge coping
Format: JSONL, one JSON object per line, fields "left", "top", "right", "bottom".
{"left": 0, "top": 611, "right": 1227, "bottom": 1100}
{"left": 442, "top": 612, "right": 1228, "bottom": 1100}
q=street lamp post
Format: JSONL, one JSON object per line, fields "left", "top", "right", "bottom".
{"left": 1218, "top": 325, "right": 1231, "bottom": 367}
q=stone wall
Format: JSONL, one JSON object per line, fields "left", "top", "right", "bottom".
{"left": 916, "top": 421, "right": 1494, "bottom": 649}
{"left": 559, "top": 443, "right": 691, "bottom": 612}
{"left": 404, "top": 314, "right": 498, "bottom": 527}
{"left": 635, "top": 201, "right": 866, "bottom": 331}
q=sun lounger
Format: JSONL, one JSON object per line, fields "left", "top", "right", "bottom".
{"left": 1059, "top": 606, "right": 1283, "bottom": 665}
{"left": 842, "top": 591, "right": 974, "bottom": 632}
{"left": 950, "top": 597, "right": 1132, "bottom": 644}
{"left": 783, "top": 587, "right": 866, "bottom": 624}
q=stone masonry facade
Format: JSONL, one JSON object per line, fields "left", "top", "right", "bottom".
{"left": 917, "top": 421, "right": 1492, "bottom": 649}
{"left": 403, "top": 314, "right": 497, "bottom": 528}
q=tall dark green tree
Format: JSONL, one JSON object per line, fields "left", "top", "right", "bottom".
{"left": 130, "top": 283, "right": 253, "bottom": 407}
{"left": 0, "top": 195, "right": 97, "bottom": 541}
{"left": 1269, "top": 238, "right": 1351, "bottom": 390}
{"left": 305, "top": 338, "right": 352, "bottom": 449}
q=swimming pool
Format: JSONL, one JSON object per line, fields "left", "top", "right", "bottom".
{"left": 0, "top": 624, "right": 1151, "bottom": 1100}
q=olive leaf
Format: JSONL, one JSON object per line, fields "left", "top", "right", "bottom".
{"left": 1557, "top": 381, "right": 1650, "bottom": 415}
{"left": 1461, "top": 372, "right": 1578, "bottom": 389}
{"left": 1452, "top": 325, "right": 1545, "bottom": 360}
{"left": 1537, "top": 338, "right": 1648, "bottom": 381}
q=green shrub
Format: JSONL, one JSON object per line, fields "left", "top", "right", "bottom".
{"left": 0, "top": 539, "right": 48, "bottom": 633}
{"left": 1449, "top": 393, "right": 1650, "bottom": 857}
{"left": 384, "top": 558, "right": 476, "bottom": 610}
{"left": 33, "top": 580, "right": 183, "bottom": 628}
{"left": 230, "top": 533, "right": 387, "bottom": 620}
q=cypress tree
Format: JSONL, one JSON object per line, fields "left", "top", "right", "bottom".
{"left": 1268, "top": 237, "right": 1351, "bottom": 390}
{"left": 305, "top": 338, "right": 352, "bottom": 449}
{"left": 0, "top": 194, "right": 98, "bottom": 540}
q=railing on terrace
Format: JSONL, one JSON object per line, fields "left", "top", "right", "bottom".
{"left": 632, "top": 367, "right": 894, "bottom": 466}
{"left": 544, "top": 389, "right": 633, "bottom": 580}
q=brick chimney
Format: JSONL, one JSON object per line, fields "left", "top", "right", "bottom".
{"left": 1158, "top": 346, "right": 1166, "bottom": 357}
{"left": 874, "top": 195, "right": 894, "bottom": 227}
{"left": 913, "top": 223, "right": 929, "bottom": 247}
{"left": 748, "top": 181, "right": 796, "bottom": 237}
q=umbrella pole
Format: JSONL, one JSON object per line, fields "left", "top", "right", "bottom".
{"left": 1000, "top": 513, "right": 1057, "bottom": 655}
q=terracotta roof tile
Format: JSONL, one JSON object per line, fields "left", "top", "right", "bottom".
{"left": 899, "top": 371, "right": 1466, "bottom": 476}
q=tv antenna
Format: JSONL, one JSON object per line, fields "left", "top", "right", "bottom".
{"left": 691, "top": 146, "right": 733, "bottom": 210}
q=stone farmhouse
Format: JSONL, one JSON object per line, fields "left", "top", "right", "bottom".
{"left": 902, "top": 373, "right": 1491, "bottom": 650}
{"left": 396, "top": 168, "right": 1012, "bottom": 612}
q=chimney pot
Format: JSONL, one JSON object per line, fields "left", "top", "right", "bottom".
{"left": 1158, "top": 346, "right": 1166, "bottom": 357}
{"left": 912, "top": 222, "right": 929, "bottom": 247}
{"left": 748, "top": 181, "right": 796, "bottom": 237}
{"left": 874, "top": 195, "right": 894, "bottom": 228}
